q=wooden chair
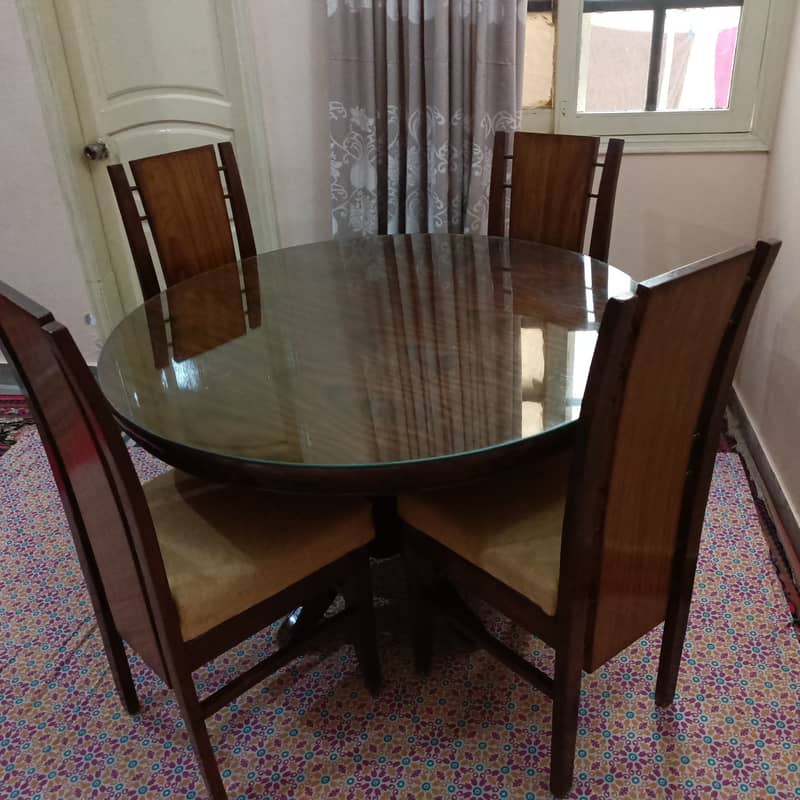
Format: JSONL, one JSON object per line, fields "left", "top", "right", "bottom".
{"left": 108, "top": 142, "right": 256, "bottom": 300}
{"left": 0, "top": 281, "right": 382, "bottom": 800}
{"left": 488, "top": 132, "right": 625, "bottom": 262}
{"left": 399, "top": 240, "right": 780, "bottom": 797}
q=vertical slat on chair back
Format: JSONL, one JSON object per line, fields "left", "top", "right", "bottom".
{"left": 588, "top": 138, "right": 624, "bottom": 262}
{"left": 581, "top": 243, "right": 779, "bottom": 669}
{"left": 109, "top": 143, "right": 256, "bottom": 300}
{"left": 0, "top": 285, "right": 171, "bottom": 678}
{"left": 488, "top": 132, "right": 624, "bottom": 262}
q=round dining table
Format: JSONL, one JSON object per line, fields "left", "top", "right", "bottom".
{"left": 98, "top": 234, "right": 635, "bottom": 495}
{"left": 99, "top": 233, "right": 635, "bottom": 640}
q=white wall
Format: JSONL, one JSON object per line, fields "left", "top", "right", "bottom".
{"left": 0, "top": 2, "right": 99, "bottom": 361}
{"left": 736, "top": 9, "right": 800, "bottom": 528}
{"left": 247, "top": 0, "right": 332, "bottom": 248}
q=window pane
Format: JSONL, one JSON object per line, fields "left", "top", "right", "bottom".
{"left": 657, "top": 7, "right": 741, "bottom": 111}
{"left": 578, "top": 11, "right": 654, "bottom": 113}
{"left": 577, "top": 4, "right": 743, "bottom": 115}
{"left": 522, "top": 7, "right": 555, "bottom": 109}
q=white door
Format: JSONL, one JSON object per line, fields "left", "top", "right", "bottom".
{"left": 54, "top": 0, "right": 276, "bottom": 315}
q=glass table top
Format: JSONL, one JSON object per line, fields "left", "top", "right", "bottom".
{"left": 97, "top": 234, "right": 635, "bottom": 475}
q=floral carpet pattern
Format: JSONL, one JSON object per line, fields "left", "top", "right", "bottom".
{"left": 1, "top": 428, "right": 798, "bottom": 799}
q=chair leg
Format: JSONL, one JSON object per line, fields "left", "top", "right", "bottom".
{"left": 344, "top": 548, "right": 382, "bottom": 695}
{"left": 101, "top": 623, "right": 140, "bottom": 714}
{"left": 655, "top": 575, "right": 694, "bottom": 707}
{"left": 172, "top": 674, "right": 227, "bottom": 800}
{"left": 550, "top": 644, "right": 583, "bottom": 798}
{"left": 71, "top": 539, "right": 139, "bottom": 713}
{"left": 402, "top": 533, "right": 434, "bottom": 675}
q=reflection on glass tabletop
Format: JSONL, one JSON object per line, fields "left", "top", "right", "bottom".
{"left": 98, "top": 235, "right": 634, "bottom": 485}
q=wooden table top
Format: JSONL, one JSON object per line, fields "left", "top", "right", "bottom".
{"left": 97, "top": 234, "right": 634, "bottom": 493}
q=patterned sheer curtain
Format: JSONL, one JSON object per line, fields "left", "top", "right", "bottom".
{"left": 328, "top": 0, "right": 526, "bottom": 237}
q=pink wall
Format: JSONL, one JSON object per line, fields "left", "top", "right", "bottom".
{"left": 0, "top": 0, "right": 776, "bottom": 370}
{"left": 736, "top": 9, "right": 800, "bottom": 528}
{"left": 608, "top": 152, "right": 768, "bottom": 280}
{"left": 249, "top": 1, "right": 768, "bottom": 279}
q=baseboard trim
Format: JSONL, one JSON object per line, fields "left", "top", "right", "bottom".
{"left": 728, "top": 389, "right": 800, "bottom": 578}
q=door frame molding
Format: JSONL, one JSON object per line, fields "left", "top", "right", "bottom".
{"left": 226, "top": 0, "right": 281, "bottom": 255}
{"left": 16, "top": 0, "right": 281, "bottom": 338}
{"left": 16, "top": 0, "right": 122, "bottom": 337}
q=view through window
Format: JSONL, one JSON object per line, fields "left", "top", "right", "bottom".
{"left": 578, "top": 3, "right": 743, "bottom": 113}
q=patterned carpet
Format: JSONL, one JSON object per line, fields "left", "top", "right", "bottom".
{"left": 1, "top": 427, "right": 799, "bottom": 799}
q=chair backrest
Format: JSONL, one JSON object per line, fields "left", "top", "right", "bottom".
{"left": 557, "top": 241, "right": 780, "bottom": 671}
{"left": 108, "top": 142, "right": 257, "bottom": 300}
{"left": 488, "top": 132, "right": 624, "bottom": 262}
{"left": 0, "top": 283, "right": 177, "bottom": 678}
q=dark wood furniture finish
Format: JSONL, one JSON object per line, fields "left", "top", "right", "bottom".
{"left": 488, "top": 132, "right": 624, "bottom": 261}
{"left": 108, "top": 142, "right": 257, "bottom": 300}
{"left": 400, "top": 240, "right": 781, "bottom": 797}
{"left": 97, "top": 234, "right": 636, "bottom": 495}
{"left": 0, "top": 282, "right": 382, "bottom": 800}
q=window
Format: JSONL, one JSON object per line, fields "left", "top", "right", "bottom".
{"left": 578, "top": 3, "right": 742, "bottom": 113}
{"left": 521, "top": 0, "right": 794, "bottom": 151}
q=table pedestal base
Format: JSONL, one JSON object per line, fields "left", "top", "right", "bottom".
{"left": 277, "top": 497, "right": 403, "bottom": 646}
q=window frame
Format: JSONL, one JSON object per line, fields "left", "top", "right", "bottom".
{"left": 521, "top": 0, "right": 795, "bottom": 153}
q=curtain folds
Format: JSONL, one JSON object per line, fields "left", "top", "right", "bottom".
{"left": 328, "top": 0, "right": 526, "bottom": 237}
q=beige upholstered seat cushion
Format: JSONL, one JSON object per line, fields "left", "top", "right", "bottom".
{"left": 398, "top": 452, "right": 570, "bottom": 616}
{"left": 143, "top": 470, "right": 373, "bottom": 641}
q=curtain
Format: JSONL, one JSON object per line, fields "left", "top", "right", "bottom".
{"left": 328, "top": 0, "right": 526, "bottom": 237}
